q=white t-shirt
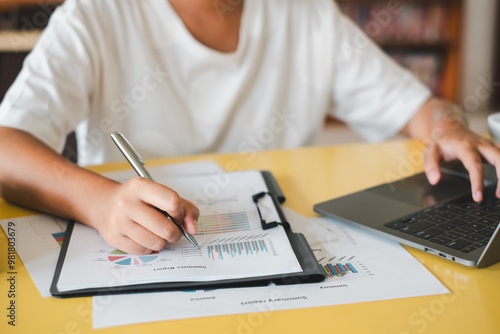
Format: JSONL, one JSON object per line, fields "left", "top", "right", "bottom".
{"left": 0, "top": 0, "right": 430, "bottom": 166}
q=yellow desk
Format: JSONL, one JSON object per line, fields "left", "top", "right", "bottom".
{"left": 1, "top": 139, "right": 499, "bottom": 333}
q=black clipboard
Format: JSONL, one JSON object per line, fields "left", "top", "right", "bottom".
{"left": 50, "top": 171, "right": 326, "bottom": 298}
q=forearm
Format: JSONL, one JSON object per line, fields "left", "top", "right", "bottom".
{"left": 0, "top": 127, "right": 119, "bottom": 227}
{"left": 0, "top": 127, "right": 199, "bottom": 253}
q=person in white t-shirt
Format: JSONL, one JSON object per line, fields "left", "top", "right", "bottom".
{"left": 0, "top": 0, "right": 498, "bottom": 254}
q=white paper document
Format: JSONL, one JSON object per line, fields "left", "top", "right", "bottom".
{"left": 0, "top": 215, "right": 67, "bottom": 297}
{"left": 0, "top": 160, "right": 224, "bottom": 297}
{"left": 55, "top": 170, "right": 302, "bottom": 293}
{"left": 92, "top": 207, "right": 449, "bottom": 329}
{"left": 57, "top": 224, "right": 299, "bottom": 291}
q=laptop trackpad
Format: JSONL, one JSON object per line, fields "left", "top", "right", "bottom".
{"left": 367, "top": 172, "right": 472, "bottom": 211}
{"left": 319, "top": 191, "right": 423, "bottom": 227}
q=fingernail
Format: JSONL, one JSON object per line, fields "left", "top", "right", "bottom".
{"left": 428, "top": 170, "right": 439, "bottom": 185}
{"left": 474, "top": 190, "right": 483, "bottom": 202}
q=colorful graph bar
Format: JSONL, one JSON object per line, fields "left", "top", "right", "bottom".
{"left": 197, "top": 212, "right": 251, "bottom": 235}
{"left": 207, "top": 240, "right": 268, "bottom": 260}
{"left": 323, "top": 263, "right": 358, "bottom": 278}
{"left": 52, "top": 232, "right": 65, "bottom": 247}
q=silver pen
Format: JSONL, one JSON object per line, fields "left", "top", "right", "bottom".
{"left": 110, "top": 131, "right": 200, "bottom": 249}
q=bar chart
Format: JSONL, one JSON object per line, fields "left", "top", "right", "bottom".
{"left": 207, "top": 239, "right": 269, "bottom": 260}
{"left": 197, "top": 211, "right": 258, "bottom": 235}
{"left": 322, "top": 262, "right": 358, "bottom": 278}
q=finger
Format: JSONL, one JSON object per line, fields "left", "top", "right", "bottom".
{"left": 474, "top": 142, "right": 500, "bottom": 197}
{"left": 181, "top": 199, "right": 199, "bottom": 235}
{"left": 422, "top": 142, "right": 442, "bottom": 185}
{"left": 107, "top": 233, "right": 155, "bottom": 255}
{"left": 126, "top": 202, "right": 182, "bottom": 244}
{"left": 474, "top": 140, "right": 500, "bottom": 167}
{"left": 135, "top": 179, "right": 186, "bottom": 224}
{"left": 122, "top": 219, "right": 170, "bottom": 252}
{"left": 454, "top": 146, "right": 484, "bottom": 202}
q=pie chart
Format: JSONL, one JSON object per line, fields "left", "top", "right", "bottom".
{"left": 108, "top": 249, "right": 159, "bottom": 266}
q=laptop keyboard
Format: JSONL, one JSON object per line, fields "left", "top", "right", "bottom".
{"left": 384, "top": 194, "right": 500, "bottom": 253}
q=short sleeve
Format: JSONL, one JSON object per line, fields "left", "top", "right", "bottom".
{"left": 0, "top": 0, "right": 98, "bottom": 152}
{"left": 330, "top": 4, "right": 432, "bottom": 142}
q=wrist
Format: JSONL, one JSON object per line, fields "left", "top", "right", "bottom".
{"left": 75, "top": 174, "right": 121, "bottom": 229}
{"left": 432, "top": 103, "right": 467, "bottom": 128}
{"left": 406, "top": 98, "right": 468, "bottom": 142}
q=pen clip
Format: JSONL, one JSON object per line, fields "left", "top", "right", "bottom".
{"left": 116, "top": 131, "right": 145, "bottom": 165}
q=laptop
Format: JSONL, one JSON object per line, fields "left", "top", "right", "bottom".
{"left": 313, "top": 160, "right": 500, "bottom": 268}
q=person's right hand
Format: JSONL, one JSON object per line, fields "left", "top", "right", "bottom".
{"left": 89, "top": 177, "right": 199, "bottom": 254}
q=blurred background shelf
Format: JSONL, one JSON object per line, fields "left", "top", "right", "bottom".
{"left": 337, "top": 0, "right": 463, "bottom": 101}
{"left": 0, "top": 30, "right": 41, "bottom": 52}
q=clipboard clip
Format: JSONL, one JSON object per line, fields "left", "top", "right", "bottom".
{"left": 252, "top": 191, "right": 290, "bottom": 230}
